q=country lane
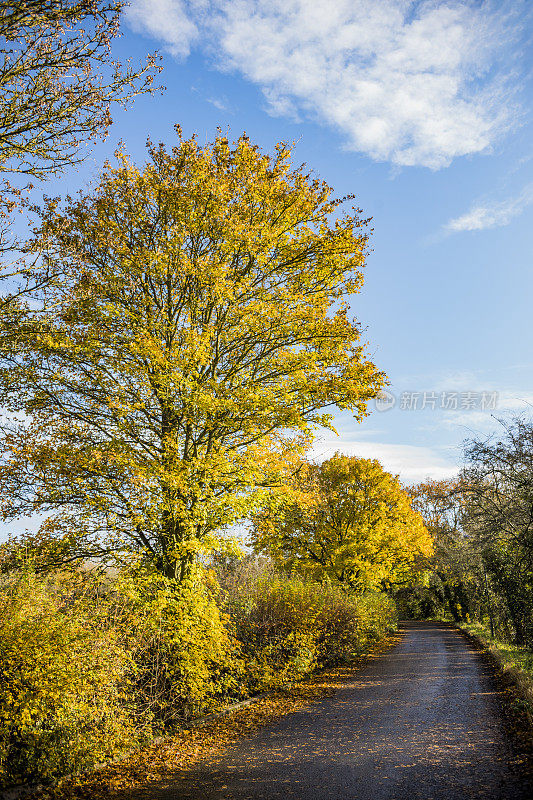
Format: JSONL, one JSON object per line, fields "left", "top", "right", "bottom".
{"left": 150, "top": 621, "right": 533, "bottom": 800}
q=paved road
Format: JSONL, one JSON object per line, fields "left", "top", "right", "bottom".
{"left": 161, "top": 622, "right": 533, "bottom": 800}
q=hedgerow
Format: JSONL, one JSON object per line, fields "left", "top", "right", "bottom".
{"left": 0, "top": 559, "right": 396, "bottom": 787}
{"left": 0, "top": 565, "right": 234, "bottom": 786}
{"left": 0, "top": 570, "right": 140, "bottom": 786}
{"left": 223, "top": 564, "right": 397, "bottom": 693}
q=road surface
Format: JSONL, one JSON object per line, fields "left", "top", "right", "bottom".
{"left": 158, "top": 621, "right": 533, "bottom": 800}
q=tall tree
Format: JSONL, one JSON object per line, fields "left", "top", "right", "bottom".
{"left": 0, "top": 0, "right": 159, "bottom": 306}
{"left": 252, "top": 453, "right": 432, "bottom": 592}
{"left": 0, "top": 131, "right": 384, "bottom": 581}
{"left": 462, "top": 416, "right": 533, "bottom": 645}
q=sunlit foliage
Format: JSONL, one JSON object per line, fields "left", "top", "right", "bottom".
{"left": 0, "top": 559, "right": 396, "bottom": 787}
{"left": 223, "top": 565, "right": 397, "bottom": 690}
{"left": 0, "top": 131, "right": 384, "bottom": 581}
{"left": 0, "top": 0, "right": 159, "bottom": 323}
{"left": 0, "top": 1, "right": 158, "bottom": 180}
{"left": 0, "top": 570, "right": 141, "bottom": 785}
{"left": 251, "top": 453, "right": 432, "bottom": 591}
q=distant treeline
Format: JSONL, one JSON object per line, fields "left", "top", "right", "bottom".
{"left": 399, "top": 414, "right": 533, "bottom": 649}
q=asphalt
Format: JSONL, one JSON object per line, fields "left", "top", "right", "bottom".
{"left": 157, "top": 621, "right": 533, "bottom": 800}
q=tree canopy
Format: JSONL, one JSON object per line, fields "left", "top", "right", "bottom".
{"left": 251, "top": 453, "right": 432, "bottom": 592}
{"left": 0, "top": 1, "right": 158, "bottom": 181}
{"left": 0, "top": 131, "right": 384, "bottom": 581}
{"left": 462, "top": 418, "right": 533, "bottom": 644}
{"left": 406, "top": 478, "right": 480, "bottom": 622}
{"left": 0, "top": 0, "right": 159, "bottom": 310}
{"left": 400, "top": 419, "right": 533, "bottom": 642}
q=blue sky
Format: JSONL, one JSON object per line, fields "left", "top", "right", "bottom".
{"left": 40, "top": 1, "right": 533, "bottom": 484}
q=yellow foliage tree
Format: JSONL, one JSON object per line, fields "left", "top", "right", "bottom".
{"left": 0, "top": 0, "right": 159, "bottom": 312}
{"left": 0, "top": 0, "right": 158, "bottom": 182}
{"left": 252, "top": 453, "right": 433, "bottom": 592}
{"left": 0, "top": 130, "right": 384, "bottom": 581}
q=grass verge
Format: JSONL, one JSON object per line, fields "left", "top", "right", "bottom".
{"left": 456, "top": 621, "right": 533, "bottom": 737}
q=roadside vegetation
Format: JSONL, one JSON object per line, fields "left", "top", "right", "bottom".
{"left": 0, "top": 557, "right": 398, "bottom": 787}
{"left": 399, "top": 415, "right": 533, "bottom": 645}
{"left": 0, "top": 5, "right": 420, "bottom": 785}
{"left": 398, "top": 415, "right": 533, "bottom": 717}
{"left": 459, "top": 621, "right": 533, "bottom": 686}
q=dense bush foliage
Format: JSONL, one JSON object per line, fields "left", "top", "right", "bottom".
{"left": 116, "top": 565, "right": 239, "bottom": 725}
{"left": 0, "top": 565, "right": 235, "bottom": 786}
{"left": 0, "top": 560, "right": 396, "bottom": 787}
{"left": 221, "top": 560, "right": 397, "bottom": 693}
{"left": 0, "top": 571, "right": 140, "bottom": 786}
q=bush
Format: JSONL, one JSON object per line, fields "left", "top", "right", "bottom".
{"left": 0, "top": 571, "right": 140, "bottom": 787}
{"left": 317, "top": 586, "right": 396, "bottom": 665}
{"left": 0, "top": 565, "right": 240, "bottom": 787}
{"left": 227, "top": 574, "right": 321, "bottom": 690}
{"left": 223, "top": 564, "right": 397, "bottom": 693}
{"left": 0, "top": 557, "right": 398, "bottom": 787}
{"left": 118, "top": 565, "right": 241, "bottom": 726}
{"left": 355, "top": 592, "right": 398, "bottom": 644}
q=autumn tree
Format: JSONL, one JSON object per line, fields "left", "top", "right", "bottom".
{"left": 251, "top": 453, "right": 432, "bottom": 592}
{"left": 406, "top": 478, "right": 483, "bottom": 621}
{"left": 0, "top": 0, "right": 157, "bottom": 180}
{"left": 0, "top": 131, "right": 384, "bottom": 581}
{"left": 462, "top": 416, "right": 533, "bottom": 645}
{"left": 0, "top": 0, "right": 159, "bottom": 307}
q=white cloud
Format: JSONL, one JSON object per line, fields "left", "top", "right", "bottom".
{"left": 206, "top": 95, "right": 229, "bottom": 112}
{"left": 125, "top": 0, "right": 200, "bottom": 58}
{"left": 446, "top": 183, "right": 533, "bottom": 232}
{"left": 432, "top": 387, "right": 533, "bottom": 435}
{"left": 127, "top": 0, "right": 524, "bottom": 169}
{"left": 310, "top": 438, "right": 458, "bottom": 483}
{"left": 498, "top": 390, "right": 533, "bottom": 411}
{"left": 432, "top": 369, "right": 481, "bottom": 392}
{"left": 438, "top": 410, "right": 498, "bottom": 433}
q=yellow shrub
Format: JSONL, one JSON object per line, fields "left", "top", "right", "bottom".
{"left": 118, "top": 565, "right": 241, "bottom": 724}
{"left": 0, "top": 571, "right": 139, "bottom": 787}
{"left": 0, "top": 564, "right": 241, "bottom": 786}
{"left": 0, "top": 560, "right": 397, "bottom": 788}
{"left": 224, "top": 569, "right": 397, "bottom": 690}
{"left": 226, "top": 575, "right": 321, "bottom": 689}
{"left": 355, "top": 592, "right": 398, "bottom": 646}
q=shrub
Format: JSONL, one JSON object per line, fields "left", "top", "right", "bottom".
{"left": 227, "top": 574, "right": 321, "bottom": 690}
{"left": 316, "top": 588, "right": 397, "bottom": 664}
{"left": 0, "top": 571, "right": 139, "bottom": 787}
{"left": 223, "top": 564, "right": 397, "bottom": 692}
{"left": 0, "top": 565, "right": 240, "bottom": 786}
{"left": 0, "top": 557, "right": 397, "bottom": 787}
{"left": 118, "top": 565, "right": 241, "bottom": 725}
{"left": 355, "top": 592, "right": 398, "bottom": 645}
